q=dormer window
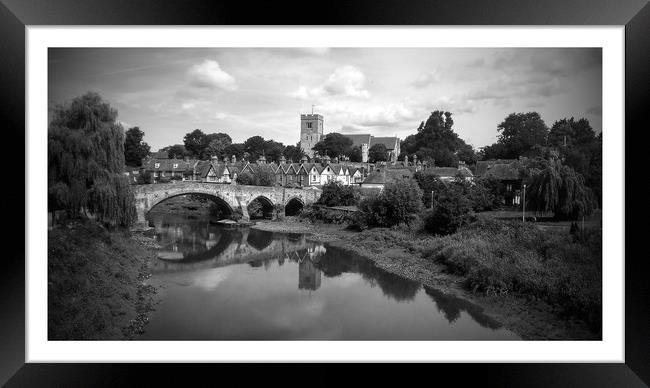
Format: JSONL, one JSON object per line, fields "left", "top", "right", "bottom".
{"left": 154, "top": 163, "right": 160, "bottom": 168}
{"left": 173, "top": 163, "right": 178, "bottom": 169}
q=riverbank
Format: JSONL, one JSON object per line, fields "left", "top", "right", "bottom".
{"left": 252, "top": 217, "right": 600, "bottom": 340}
{"left": 48, "top": 219, "right": 161, "bottom": 340}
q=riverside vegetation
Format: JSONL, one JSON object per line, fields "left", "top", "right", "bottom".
{"left": 288, "top": 165, "right": 602, "bottom": 338}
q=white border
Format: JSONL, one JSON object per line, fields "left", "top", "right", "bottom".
{"left": 27, "top": 26, "right": 624, "bottom": 362}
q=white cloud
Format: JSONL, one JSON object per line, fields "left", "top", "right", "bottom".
{"left": 187, "top": 60, "right": 238, "bottom": 91}
{"left": 292, "top": 65, "right": 370, "bottom": 99}
{"left": 413, "top": 70, "right": 440, "bottom": 88}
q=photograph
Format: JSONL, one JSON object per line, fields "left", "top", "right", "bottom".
{"left": 47, "top": 46, "right": 604, "bottom": 341}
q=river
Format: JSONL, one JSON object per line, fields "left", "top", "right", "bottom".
{"left": 141, "top": 212, "right": 519, "bottom": 340}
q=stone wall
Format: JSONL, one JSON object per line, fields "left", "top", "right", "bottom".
{"left": 133, "top": 182, "right": 321, "bottom": 223}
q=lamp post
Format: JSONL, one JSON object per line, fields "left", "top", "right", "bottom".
{"left": 522, "top": 184, "right": 526, "bottom": 223}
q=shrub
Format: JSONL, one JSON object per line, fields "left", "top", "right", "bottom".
{"left": 422, "top": 182, "right": 473, "bottom": 235}
{"left": 135, "top": 171, "right": 153, "bottom": 185}
{"left": 236, "top": 171, "right": 254, "bottom": 185}
{"left": 356, "top": 177, "right": 423, "bottom": 228}
{"left": 170, "top": 174, "right": 182, "bottom": 181}
{"left": 317, "top": 181, "right": 359, "bottom": 206}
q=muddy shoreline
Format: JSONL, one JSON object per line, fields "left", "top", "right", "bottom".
{"left": 251, "top": 218, "right": 598, "bottom": 340}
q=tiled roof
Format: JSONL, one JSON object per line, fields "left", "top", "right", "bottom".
{"left": 142, "top": 158, "right": 196, "bottom": 172}
{"left": 428, "top": 166, "right": 474, "bottom": 178}
{"left": 340, "top": 134, "right": 372, "bottom": 148}
{"left": 475, "top": 159, "right": 518, "bottom": 176}
{"left": 371, "top": 136, "right": 400, "bottom": 150}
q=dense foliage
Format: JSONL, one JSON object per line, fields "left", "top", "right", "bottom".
{"left": 123, "top": 127, "right": 150, "bottom": 167}
{"left": 481, "top": 112, "right": 549, "bottom": 160}
{"left": 311, "top": 133, "right": 353, "bottom": 158}
{"left": 357, "top": 177, "right": 423, "bottom": 227}
{"left": 48, "top": 92, "right": 136, "bottom": 227}
{"left": 368, "top": 143, "right": 388, "bottom": 163}
{"left": 183, "top": 129, "right": 232, "bottom": 160}
{"left": 422, "top": 216, "right": 602, "bottom": 332}
{"left": 525, "top": 156, "right": 597, "bottom": 220}
{"left": 399, "top": 110, "right": 476, "bottom": 166}
{"left": 317, "top": 181, "right": 359, "bottom": 206}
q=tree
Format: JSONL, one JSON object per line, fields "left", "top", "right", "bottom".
{"left": 252, "top": 167, "right": 275, "bottom": 186}
{"left": 124, "top": 126, "right": 150, "bottom": 167}
{"left": 205, "top": 133, "right": 232, "bottom": 159}
{"left": 548, "top": 117, "right": 601, "bottom": 206}
{"left": 359, "top": 177, "right": 423, "bottom": 227}
{"left": 244, "top": 135, "right": 267, "bottom": 160}
{"left": 368, "top": 143, "right": 388, "bottom": 163}
{"left": 423, "top": 183, "right": 473, "bottom": 235}
{"left": 317, "top": 181, "right": 359, "bottom": 206}
{"left": 348, "top": 145, "right": 363, "bottom": 162}
{"left": 399, "top": 111, "right": 474, "bottom": 166}
{"left": 283, "top": 143, "right": 305, "bottom": 162}
{"left": 483, "top": 112, "right": 549, "bottom": 159}
{"left": 48, "top": 92, "right": 136, "bottom": 227}
{"left": 223, "top": 143, "right": 245, "bottom": 160}
{"left": 163, "top": 144, "right": 188, "bottom": 159}
{"left": 264, "top": 139, "right": 285, "bottom": 163}
{"left": 526, "top": 157, "right": 597, "bottom": 220}
{"left": 183, "top": 129, "right": 208, "bottom": 159}
{"left": 312, "top": 133, "right": 353, "bottom": 158}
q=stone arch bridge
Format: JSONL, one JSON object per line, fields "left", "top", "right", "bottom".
{"left": 133, "top": 182, "right": 321, "bottom": 224}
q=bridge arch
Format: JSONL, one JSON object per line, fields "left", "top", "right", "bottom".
{"left": 147, "top": 192, "right": 235, "bottom": 220}
{"left": 284, "top": 196, "right": 305, "bottom": 216}
{"left": 247, "top": 195, "right": 275, "bottom": 220}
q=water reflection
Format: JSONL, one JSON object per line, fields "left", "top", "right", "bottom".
{"left": 144, "top": 213, "right": 518, "bottom": 339}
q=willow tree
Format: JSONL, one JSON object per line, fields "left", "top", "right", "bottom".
{"left": 48, "top": 92, "right": 136, "bottom": 227}
{"left": 526, "top": 158, "right": 596, "bottom": 220}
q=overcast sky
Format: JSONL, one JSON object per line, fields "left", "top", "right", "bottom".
{"left": 49, "top": 47, "right": 601, "bottom": 151}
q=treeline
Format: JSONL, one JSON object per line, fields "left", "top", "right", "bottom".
{"left": 154, "top": 131, "right": 306, "bottom": 165}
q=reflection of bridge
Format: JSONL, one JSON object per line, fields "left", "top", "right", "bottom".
{"left": 149, "top": 229, "right": 316, "bottom": 273}
{"left": 133, "top": 182, "right": 321, "bottom": 223}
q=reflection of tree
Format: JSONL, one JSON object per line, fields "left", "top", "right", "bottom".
{"left": 423, "top": 286, "right": 503, "bottom": 329}
{"left": 316, "top": 245, "right": 421, "bottom": 302}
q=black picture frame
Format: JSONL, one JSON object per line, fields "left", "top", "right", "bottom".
{"left": 2, "top": 0, "right": 647, "bottom": 385}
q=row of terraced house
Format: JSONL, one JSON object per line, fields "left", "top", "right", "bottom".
{"left": 126, "top": 153, "right": 369, "bottom": 187}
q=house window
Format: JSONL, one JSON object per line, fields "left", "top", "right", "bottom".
{"left": 154, "top": 163, "right": 160, "bottom": 168}
{"left": 173, "top": 163, "right": 178, "bottom": 168}
{"left": 506, "top": 184, "right": 513, "bottom": 191}
{"left": 307, "top": 122, "right": 312, "bottom": 129}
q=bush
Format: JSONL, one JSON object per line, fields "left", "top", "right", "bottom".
{"left": 170, "top": 174, "right": 182, "bottom": 181}
{"left": 356, "top": 177, "right": 423, "bottom": 228}
{"left": 135, "top": 171, "right": 153, "bottom": 185}
{"left": 423, "top": 194, "right": 473, "bottom": 236}
{"left": 317, "top": 181, "right": 359, "bottom": 206}
{"left": 236, "top": 171, "right": 254, "bottom": 185}
{"left": 157, "top": 176, "right": 171, "bottom": 183}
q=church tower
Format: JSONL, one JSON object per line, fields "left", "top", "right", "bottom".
{"left": 300, "top": 113, "right": 323, "bottom": 158}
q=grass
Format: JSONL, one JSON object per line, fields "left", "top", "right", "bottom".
{"left": 48, "top": 219, "right": 156, "bottom": 340}
{"left": 419, "top": 216, "right": 602, "bottom": 333}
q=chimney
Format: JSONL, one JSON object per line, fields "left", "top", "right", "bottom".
{"left": 232, "top": 155, "right": 236, "bottom": 164}
{"left": 280, "top": 155, "right": 286, "bottom": 164}
{"left": 258, "top": 154, "right": 266, "bottom": 164}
